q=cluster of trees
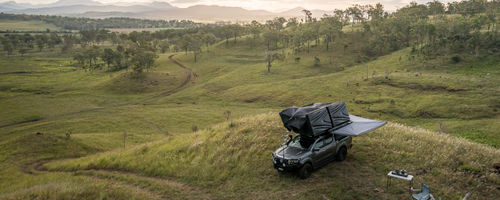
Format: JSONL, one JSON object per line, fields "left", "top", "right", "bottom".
{"left": 1, "top": 0, "right": 498, "bottom": 73}
{"left": 73, "top": 45, "right": 158, "bottom": 73}
{"left": 76, "top": 29, "right": 219, "bottom": 63}
{"left": 71, "top": 30, "right": 162, "bottom": 73}
{"left": 365, "top": 0, "right": 500, "bottom": 59}
{"left": 226, "top": 0, "right": 499, "bottom": 66}
{"left": 0, "top": 33, "right": 63, "bottom": 56}
{"left": 226, "top": 0, "right": 498, "bottom": 71}
{"left": 0, "top": 13, "right": 203, "bottom": 30}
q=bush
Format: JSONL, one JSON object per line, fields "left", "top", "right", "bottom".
{"left": 451, "top": 55, "right": 461, "bottom": 63}
{"left": 314, "top": 56, "right": 320, "bottom": 67}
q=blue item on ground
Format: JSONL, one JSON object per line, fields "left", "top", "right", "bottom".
{"left": 412, "top": 183, "right": 430, "bottom": 200}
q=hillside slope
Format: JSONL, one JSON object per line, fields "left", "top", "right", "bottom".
{"left": 154, "top": 42, "right": 500, "bottom": 147}
{"left": 42, "top": 113, "right": 500, "bottom": 199}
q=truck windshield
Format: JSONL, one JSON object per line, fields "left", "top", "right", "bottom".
{"left": 288, "top": 136, "right": 311, "bottom": 149}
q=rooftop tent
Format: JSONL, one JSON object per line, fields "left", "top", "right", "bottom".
{"left": 279, "top": 102, "right": 386, "bottom": 138}
{"left": 331, "top": 115, "right": 387, "bottom": 137}
{"left": 279, "top": 102, "right": 350, "bottom": 138}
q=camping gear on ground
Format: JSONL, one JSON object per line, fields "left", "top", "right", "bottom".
{"left": 387, "top": 170, "right": 414, "bottom": 193}
{"left": 391, "top": 169, "right": 408, "bottom": 177}
{"left": 279, "top": 102, "right": 386, "bottom": 139}
{"left": 412, "top": 183, "right": 431, "bottom": 200}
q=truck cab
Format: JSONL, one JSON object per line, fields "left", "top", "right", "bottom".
{"left": 272, "top": 134, "right": 352, "bottom": 179}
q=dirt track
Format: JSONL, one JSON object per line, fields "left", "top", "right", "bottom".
{"left": 134, "top": 54, "right": 194, "bottom": 103}
{"left": 22, "top": 158, "right": 212, "bottom": 200}
{"left": 0, "top": 54, "right": 193, "bottom": 129}
{"left": 12, "top": 54, "right": 209, "bottom": 199}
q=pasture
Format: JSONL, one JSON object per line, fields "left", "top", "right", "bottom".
{"left": 0, "top": 15, "right": 499, "bottom": 199}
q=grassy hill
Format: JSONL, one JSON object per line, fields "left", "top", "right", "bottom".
{"left": 159, "top": 41, "right": 500, "bottom": 147}
{"left": 5, "top": 113, "right": 495, "bottom": 200}
{"left": 0, "top": 25, "right": 499, "bottom": 199}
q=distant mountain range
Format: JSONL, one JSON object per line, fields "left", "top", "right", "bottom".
{"left": 0, "top": 0, "right": 331, "bottom": 22}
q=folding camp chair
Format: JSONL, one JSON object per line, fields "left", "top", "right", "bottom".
{"left": 412, "top": 183, "right": 431, "bottom": 200}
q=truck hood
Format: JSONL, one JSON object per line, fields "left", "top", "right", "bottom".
{"left": 274, "top": 146, "right": 307, "bottom": 159}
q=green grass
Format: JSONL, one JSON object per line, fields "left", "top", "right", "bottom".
{"left": 159, "top": 41, "right": 500, "bottom": 147}
{"left": 0, "top": 20, "right": 61, "bottom": 32}
{"left": 0, "top": 32, "right": 499, "bottom": 199}
{"left": 44, "top": 113, "right": 500, "bottom": 199}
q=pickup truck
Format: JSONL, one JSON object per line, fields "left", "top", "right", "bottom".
{"left": 272, "top": 134, "right": 352, "bottom": 179}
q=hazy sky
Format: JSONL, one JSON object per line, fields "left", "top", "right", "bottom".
{"left": 3, "top": 0, "right": 456, "bottom": 12}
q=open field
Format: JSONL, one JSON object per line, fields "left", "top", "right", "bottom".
{"left": 40, "top": 114, "right": 500, "bottom": 200}
{"left": 0, "top": 19, "right": 499, "bottom": 199}
{"left": 0, "top": 20, "right": 61, "bottom": 32}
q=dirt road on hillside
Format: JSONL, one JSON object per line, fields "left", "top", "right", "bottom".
{"left": 10, "top": 55, "right": 209, "bottom": 199}
{"left": 134, "top": 54, "right": 194, "bottom": 103}
{"left": 0, "top": 54, "right": 194, "bottom": 129}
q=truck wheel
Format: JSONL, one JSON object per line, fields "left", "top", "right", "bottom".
{"left": 298, "top": 163, "right": 312, "bottom": 179}
{"left": 336, "top": 147, "right": 347, "bottom": 161}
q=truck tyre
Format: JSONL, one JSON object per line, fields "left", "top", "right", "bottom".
{"left": 298, "top": 163, "right": 312, "bottom": 179}
{"left": 336, "top": 147, "right": 347, "bottom": 161}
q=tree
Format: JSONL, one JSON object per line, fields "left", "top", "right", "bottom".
{"left": 61, "top": 35, "right": 75, "bottom": 52}
{"left": 286, "top": 18, "right": 299, "bottom": 28}
{"left": 48, "top": 33, "right": 61, "bottom": 48}
{"left": 248, "top": 20, "right": 262, "bottom": 46}
{"left": 35, "top": 37, "right": 44, "bottom": 52}
{"left": 102, "top": 48, "right": 115, "bottom": 70}
{"left": 263, "top": 29, "right": 279, "bottom": 50}
{"left": 203, "top": 33, "right": 217, "bottom": 52}
{"left": 112, "top": 45, "right": 126, "bottom": 70}
{"left": 265, "top": 50, "right": 284, "bottom": 73}
{"left": 302, "top": 9, "right": 312, "bottom": 23}
{"left": 221, "top": 25, "right": 234, "bottom": 46}
{"left": 179, "top": 34, "right": 192, "bottom": 54}
{"left": 73, "top": 52, "right": 85, "bottom": 66}
{"left": 22, "top": 33, "right": 35, "bottom": 49}
{"left": 131, "top": 50, "right": 158, "bottom": 73}
{"left": 18, "top": 45, "right": 29, "bottom": 57}
{"left": 269, "top": 17, "right": 286, "bottom": 32}
{"left": 189, "top": 33, "right": 203, "bottom": 62}
{"left": 301, "top": 24, "right": 315, "bottom": 53}
{"left": 427, "top": 0, "right": 445, "bottom": 15}
{"left": 347, "top": 6, "right": 363, "bottom": 27}
{"left": 159, "top": 40, "right": 170, "bottom": 53}
{"left": 229, "top": 24, "right": 243, "bottom": 43}
{"left": 1, "top": 38, "right": 14, "bottom": 55}
{"left": 320, "top": 16, "right": 342, "bottom": 51}
{"left": 367, "top": 3, "right": 385, "bottom": 20}
{"left": 334, "top": 9, "right": 350, "bottom": 29}
{"left": 84, "top": 46, "right": 102, "bottom": 70}
{"left": 80, "top": 29, "right": 98, "bottom": 45}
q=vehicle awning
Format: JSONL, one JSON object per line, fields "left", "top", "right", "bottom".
{"left": 331, "top": 115, "right": 387, "bottom": 137}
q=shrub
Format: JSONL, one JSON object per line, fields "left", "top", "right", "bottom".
{"left": 451, "top": 55, "right": 461, "bottom": 63}
{"left": 314, "top": 56, "right": 320, "bottom": 67}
